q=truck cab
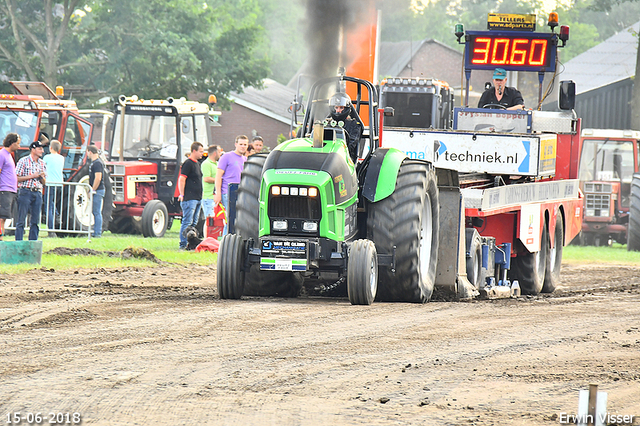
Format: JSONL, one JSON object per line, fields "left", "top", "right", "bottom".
{"left": 577, "top": 128, "right": 640, "bottom": 245}
{"left": 0, "top": 82, "right": 115, "bottom": 235}
{"left": 379, "top": 78, "right": 453, "bottom": 130}
{"left": 1, "top": 81, "right": 94, "bottom": 181}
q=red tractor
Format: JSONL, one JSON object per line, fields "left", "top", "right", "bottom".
{"left": 577, "top": 128, "right": 640, "bottom": 246}
{"left": 0, "top": 81, "right": 112, "bottom": 234}
{"left": 105, "top": 95, "right": 218, "bottom": 237}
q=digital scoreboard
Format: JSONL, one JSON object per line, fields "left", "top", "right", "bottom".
{"left": 464, "top": 30, "right": 557, "bottom": 73}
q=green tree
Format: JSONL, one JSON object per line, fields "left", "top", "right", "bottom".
{"left": 75, "top": 0, "right": 269, "bottom": 104}
{"left": 0, "top": 0, "right": 270, "bottom": 106}
{"left": 0, "top": 0, "right": 83, "bottom": 88}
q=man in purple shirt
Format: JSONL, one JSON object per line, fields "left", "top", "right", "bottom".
{"left": 0, "top": 133, "right": 20, "bottom": 240}
{"left": 214, "top": 135, "right": 248, "bottom": 235}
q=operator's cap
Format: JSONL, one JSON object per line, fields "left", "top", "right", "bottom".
{"left": 493, "top": 68, "right": 507, "bottom": 80}
{"left": 29, "top": 141, "right": 44, "bottom": 150}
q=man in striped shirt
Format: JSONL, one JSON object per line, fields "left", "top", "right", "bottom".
{"left": 15, "top": 141, "right": 46, "bottom": 240}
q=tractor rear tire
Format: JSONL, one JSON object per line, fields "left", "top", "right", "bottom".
{"left": 510, "top": 224, "right": 549, "bottom": 295}
{"left": 235, "top": 153, "right": 302, "bottom": 297}
{"left": 141, "top": 200, "right": 169, "bottom": 238}
{"left": 542, "top": 215, "right": 564, "bottom": 293}
{"left": 59, "top": 163, "right": 113, "bottom": 237}
{"left": 368, "top": 160, "right": 439, "bottom": 303}
{"left": 217, "top": 233, "right": 245, "bottom": 299}
{"left": 347, "top": 240, "right": 378, "bottom": 305}
{"left": 627, "top": 174, "right": 640, "bottom": 251}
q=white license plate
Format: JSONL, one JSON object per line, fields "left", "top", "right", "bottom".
{"left": 275, "top": 258, "right": 293, "bottom": 271}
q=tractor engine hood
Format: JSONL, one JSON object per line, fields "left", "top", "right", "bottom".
{"left": 263, "top": 144, "right": 357, "bottom": 205}
{"left": 108, "top": 161, "right": 158, "bottom": 176}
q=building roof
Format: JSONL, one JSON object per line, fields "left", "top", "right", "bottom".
{"left": 378, "top": 39, "right": 427, "bottom": 78}
{"left": 562, "top": 20, "right": 640, "bottom": 94}
{"left": 230, "top": 78, "right": 296, "bottom": 124}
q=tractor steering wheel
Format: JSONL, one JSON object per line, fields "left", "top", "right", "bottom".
{"left": 482, "top": 104, "right": 507, "bottom": 110}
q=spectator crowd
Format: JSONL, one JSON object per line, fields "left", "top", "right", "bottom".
{"left": 0, "top": 130, "right": 269, "bottom": 249}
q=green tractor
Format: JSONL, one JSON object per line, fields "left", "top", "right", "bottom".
{"left": 217, "top": 75, "right": 439, "bottom": 304}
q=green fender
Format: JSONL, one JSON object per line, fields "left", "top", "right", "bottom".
{"left": 362, "top": 148, "right": 407, "bottom": 202}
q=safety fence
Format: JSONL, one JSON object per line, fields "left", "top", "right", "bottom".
{"left": 6, "top": 181, "right": 94, "bottom": 240}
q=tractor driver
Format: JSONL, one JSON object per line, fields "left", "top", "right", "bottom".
{"left": 478, "top": 68, "right": 526, "bottom": 111}
{"left": 328, "top": 92, "right": 362, "bottom": 162}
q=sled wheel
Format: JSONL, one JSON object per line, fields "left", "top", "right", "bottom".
{"left": 542, "top": 215, "right": 564, "bottom": 293}
{"left": 510, "top": 224, "right": 549, "bottom": 295}
{"left": 465, "top": 228, "right": 483, "bottom": 289}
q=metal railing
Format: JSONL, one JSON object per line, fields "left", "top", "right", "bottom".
{"left": 6, "top": 181, "right": 94, "bottom": 240}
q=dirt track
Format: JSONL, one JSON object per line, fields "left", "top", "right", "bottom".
{"left": 1, "top": 262, "right": 639, "bottom": 425}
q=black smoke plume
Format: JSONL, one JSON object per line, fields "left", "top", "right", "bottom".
{"left": 303, "top": 0, "right": 370, "bottom": 82}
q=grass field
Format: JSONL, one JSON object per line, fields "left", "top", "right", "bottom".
{"left": 1, "top": 223, "right": 639, "bottom": 274}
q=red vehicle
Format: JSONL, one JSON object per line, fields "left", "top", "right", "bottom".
{"left": 0, "top": 81, "right": 112, "bottom": 233}
{"left": 80, "top": 109, "right": 114, "bottom": 156}
{"left": 106, "top": 95, "right": 217, "bottom": 237}
{"left": 576, "top": 128, "right": 640, "bottom": 246}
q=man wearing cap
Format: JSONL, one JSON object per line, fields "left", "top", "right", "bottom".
{"left": 478, "top": 68, "right": 526, "bottom": 110}
{"left": 15, "top": 140, "right": 47, "bottom": 240}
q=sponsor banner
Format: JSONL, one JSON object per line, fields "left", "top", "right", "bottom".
{"left": 260, "top": 239, "right": 307, "bottom": 257}
{"left": 487, "top": 13, "right": 536, "bottom": 31}
{"left": 456, "top": 109, "right": 530, "bottom": 133}
{"left": 482, "top": 179, "right": 580, "bottom": 211}
{"left": 383, "top": 130, "right": 540, "bottom": 175}
{"left": 538, "top": 134, "right": 557, "bottom": 175}
{"left": 381, "top": 131, "right": 437, "bottom": 162}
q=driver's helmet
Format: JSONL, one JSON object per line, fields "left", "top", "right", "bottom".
{"left": 329, "top": 92, "right": 352, "bottom": 122}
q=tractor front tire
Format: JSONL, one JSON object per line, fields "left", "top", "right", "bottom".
{"left": 347, "top": 240, "right": 378, "bottom": 305}
{"left": 235, "top": 153, "right": 302, "bottom": 297}
{"left": 141, "top": 200, "right": 169, "bottom": 238}
{"left": 368, "top": 160, "right": 439, "bottom": 302}
{"left": 627, "top": 174, "right": 640, "bottom": 251}
{"left": 217, "top": 233, "right": 245, "bottom": 299}
{"left": 510, "top": 224, "right": 549, "bottom": 295}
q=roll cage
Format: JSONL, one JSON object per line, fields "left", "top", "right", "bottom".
{"left": 301, "top": 76, "right": 379, "bottom": 169}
